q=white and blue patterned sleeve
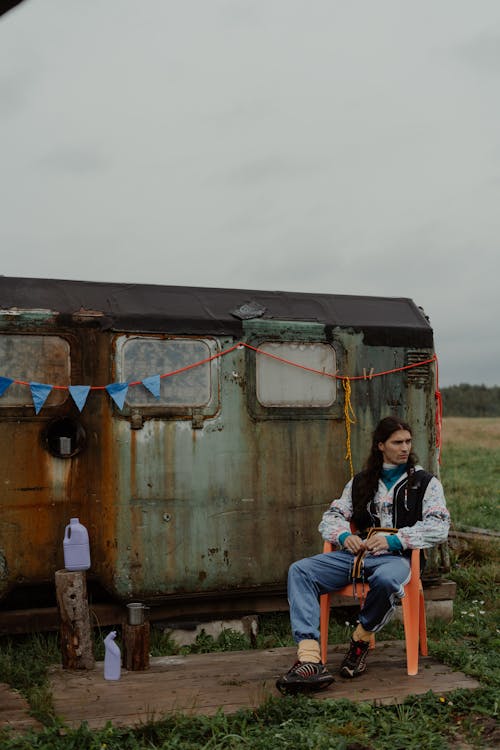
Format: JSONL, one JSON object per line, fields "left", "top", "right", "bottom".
{"left": 397, "top": 476, "right": 450, "bottom": 549}
{"left": 318, "top": 479, "right": 354, "bottom": 546}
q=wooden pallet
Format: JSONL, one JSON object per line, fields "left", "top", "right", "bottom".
{"left": 48, "top": 641, "right": 480, "bottom": 730}
{"left": 0, "top": 683, "right": 43, "bottom": 733}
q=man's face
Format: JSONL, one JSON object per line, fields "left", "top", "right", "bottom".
{"left": 378, "top": 429, "right": 412, "bottom": 465}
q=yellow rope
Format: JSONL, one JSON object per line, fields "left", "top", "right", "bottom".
{"left": 342, "top": 377, "right": 356, "bottom": 478}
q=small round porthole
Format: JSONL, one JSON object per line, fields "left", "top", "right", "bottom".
{"left": 42, "top": 417, "right": 86, "bottom": 459}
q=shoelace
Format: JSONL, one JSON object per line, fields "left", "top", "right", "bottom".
{"left": 346, "top": 641, "right": 368, "bottom": 663}
{"left": 291, "top": 662, "right": 321, "bottom": 677}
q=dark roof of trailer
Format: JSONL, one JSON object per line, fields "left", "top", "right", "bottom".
{"left": 0, "top": 1, "right": 24, "bottom": 17}
{"left": 0, "top": 276, "right": 433, "bottom": 347}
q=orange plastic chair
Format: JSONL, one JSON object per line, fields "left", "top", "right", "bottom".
{"left": 319, "top": 540, "right": 428, "bottom": 675}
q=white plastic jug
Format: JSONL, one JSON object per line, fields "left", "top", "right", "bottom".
{"left": 63, "top": 517, "right": 91, "bottom": 571}
{"left": 103, "top": 631, "right": 121, "bottom": 680}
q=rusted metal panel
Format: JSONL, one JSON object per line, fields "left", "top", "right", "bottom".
{"left": 0, "top": 277, "right": 438, "bottom": 608}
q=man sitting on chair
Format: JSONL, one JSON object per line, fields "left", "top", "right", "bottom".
{"left": 276, "top": 416, "right": 449, "bottom": 694}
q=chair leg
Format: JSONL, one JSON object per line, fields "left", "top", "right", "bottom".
{"left": 418, "top": 584, "right": 428, "bottom": 656}
{"left": 401, "top": 588, "right": 419, "bottom": 676}
{"left": 319, "top": 592, "right": 330, "bottom": 664}
{"left": 402, "top": 550, "right": 423, "bottom": 676}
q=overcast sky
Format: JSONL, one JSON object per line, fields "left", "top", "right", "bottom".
{"left": 1, "top": 1, "right": 499, "bottom": 386}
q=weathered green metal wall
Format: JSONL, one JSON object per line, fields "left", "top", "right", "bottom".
{"left": 0, "top": 311, "right": 437, "bottom": 604}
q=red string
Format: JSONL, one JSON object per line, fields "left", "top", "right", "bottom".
{"left": 245, "top": 343, "right": 437, "bottom": 381}
{"left": 130, "top": 343, "right": 242, "bottom": 386}
{"left": 434, "top": 355, "right": 443, "bottom": 464}
{"left": 242, "top": 342, "right": 338, "bottom": 379}
{"left": 22, "top": 343, "right": 243, "bottom": 391}
{"left": 7, "top": 341, "right": 438, "bottom": 390}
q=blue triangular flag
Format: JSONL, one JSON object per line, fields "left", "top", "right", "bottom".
{"left": 30, "top": 382, "right": 52, "bottom": 414}
{"left": 0, "top": 376, "right": 13, "bottom": 397}
{"left": 106, "top": 382, "right": 129, "bottom": 410}
{"left": 142, "top": 375, "right": 161, "bottom": 399}
{"left": 69, "top": 385, "right": 91, "bottom": 412}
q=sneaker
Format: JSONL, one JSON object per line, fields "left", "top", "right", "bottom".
{"left": 276, "top": 661, "right": 334, "bottom": 695}
{"left": 340, "top": 638, "right": 370, "bottom": 678}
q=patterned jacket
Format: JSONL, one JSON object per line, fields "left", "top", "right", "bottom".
{"left": 318, "top": 465, "right": 450, "bottom": 550}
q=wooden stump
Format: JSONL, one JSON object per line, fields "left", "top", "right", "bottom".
{"left": 122, "top": 622, "right": 150, "bottom": 670}
{"left": 55, "top": 569, "right": 95, "bottom": 670}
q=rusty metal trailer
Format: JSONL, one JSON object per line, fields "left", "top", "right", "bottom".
{"left": 0, "top": 277, "right": 440, "bottom": 616}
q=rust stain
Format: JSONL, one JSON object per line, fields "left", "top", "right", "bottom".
{"left": 14, "top": 486, "right": 47, "bottom": 492}
{"left": 130, "top": 429, "right": 137, "bottom": 499}
{"left": 95, "top": 351, "right": 119, "bottom": 597}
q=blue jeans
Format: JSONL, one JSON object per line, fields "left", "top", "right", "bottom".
{"left": 288, "top": 550, "right": 411, "bottom": 643}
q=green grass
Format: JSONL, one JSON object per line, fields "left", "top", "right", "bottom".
{"left": 0, "top": 687, "right": 498, "bottom": 749}
{"left": 0, "top": 420, "right": 499, "bottom": 748}
{"left": 0, "top": 633, "right": 59, "bottom": 724}
{"left": 439, "top": 444, "right": 500, "bottom": 531}
{"left": 2, "top": 550, "right": 498, "bottom": 749}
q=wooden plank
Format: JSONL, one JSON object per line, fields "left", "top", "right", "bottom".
{"left": 0, "top": 683, "right": 43, "bottom": 733}
{"left": 329, "top": 580, "right": 456, "bottom": 608}
{"left": 450, "top": 526, "right": 500, "bottom": 539}
{"left": 0, "top": 579, "right": 456, "bottom": 636}
{"left": 48, "top": 642, "right": 481, "bottom": 729}
{"left": 422, "top": 580, "right": 456, "bottom": 600}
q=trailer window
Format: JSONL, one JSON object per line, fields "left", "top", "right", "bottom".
{"left": 119, "top": 337, "right": 213, "bottom": 407}
{"left": 256, "top": 342, "right": 336, "bottom": 407}
{"left": 0, "top": 335, "right": 70, "bottom": 407}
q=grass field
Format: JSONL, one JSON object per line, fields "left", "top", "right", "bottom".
{"left": 0, "top": 418, "right": 499, "bottom": 749}
{"left": 442, "top": 416, "right": 500, "bottom": 449}
{"left": 440, "top": 417, "right": 500, "bottom": 531}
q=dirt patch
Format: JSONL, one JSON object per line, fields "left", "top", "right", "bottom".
{"left": 442, "top": 417, "right": 500, "bottom": 449}
{"left": 451, "top": 715, "right": 500, "bottom": 749}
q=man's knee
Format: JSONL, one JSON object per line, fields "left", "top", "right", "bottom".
{"left": 288, "top": 557, "right": 311, "bottom": 580}
{"left": 370, "top": 564, "right": 408, "bottom": 592}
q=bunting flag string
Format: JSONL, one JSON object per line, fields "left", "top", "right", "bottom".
{"left": 0, "top": 341, "right": 439, "bottom": 418}
{"left": 0, "top": 342, "right": 442, "bottom": 466}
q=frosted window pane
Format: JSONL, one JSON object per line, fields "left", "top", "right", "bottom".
{"left": 0, "top": 335, "right": 69, "bottom": 407}
{"left": 256, "top": 342, "right": 336, "bottom": 407}
{"left": 120, "top": 338, "right": 212, "bottom": 407}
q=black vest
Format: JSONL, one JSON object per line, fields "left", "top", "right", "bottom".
{"left": 351, "top": 469, "right": 433, "bottom": 534}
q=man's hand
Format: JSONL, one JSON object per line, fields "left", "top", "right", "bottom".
{"left": 365, "top": 533, "right": 389, "bottom": 554}
{"left": 343, "top": 534, "right": 366, "bottom": 554}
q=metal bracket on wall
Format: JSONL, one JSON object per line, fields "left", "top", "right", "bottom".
{"left": 130, "top": 411, "right": 144, "bottom": 430}
{"left": 191, "top": 410, "right": 204, "bottom": 429}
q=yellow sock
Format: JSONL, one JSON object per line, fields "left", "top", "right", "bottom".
{"left": 297, "top": 639, "right": 321, "bottom": 663}
{"left": 353, "top": 624, "right": 373, "bottom": 643}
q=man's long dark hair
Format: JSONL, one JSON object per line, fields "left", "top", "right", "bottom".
{"left": 352, "top": 416, "right": 417, "bottom": 517}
